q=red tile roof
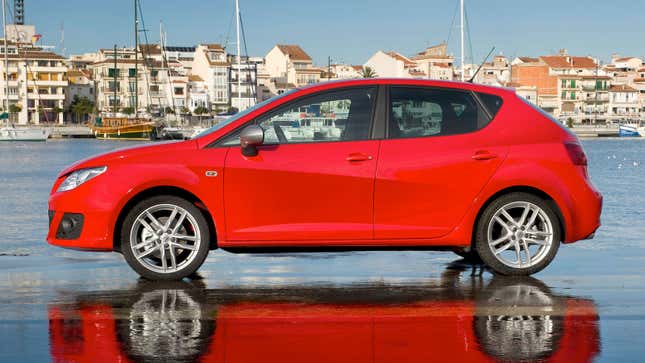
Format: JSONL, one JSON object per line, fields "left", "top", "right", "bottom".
{"left": 518, "top": 57, "right": 539, "bottom": 63}
{"left": 276, "top": 44, "right": 312, "bottom": 61}
{"left": 540, "top": 55, "right": 597, "bottom": 69}
{"left": 386, "top": 51, "right": 416, "bottom": 67}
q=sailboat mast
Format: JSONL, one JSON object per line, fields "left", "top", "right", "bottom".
{"left": 235, "top": 0, "right": 241, "bottom": 107}
{"left": 2, "top": 0, "right": 9, "bottom": 113}
{"left": 460, "top": 0, "right": 464, "bottom": 82}
{"left": 134, "top": 0, "right": 138, "bottom": 118}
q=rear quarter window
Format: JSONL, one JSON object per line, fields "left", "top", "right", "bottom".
{"left": 477, "top": 92, "right": 504, "bottom": 118}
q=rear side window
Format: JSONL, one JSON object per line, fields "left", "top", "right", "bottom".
{"left": 477, "top": 92, "right": 503, "bottom": 117}
{"left": 388, "top": 87, "right": 492, "bottom": 139}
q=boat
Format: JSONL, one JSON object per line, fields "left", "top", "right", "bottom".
{"left": 0, "top": 126, "right": 50, "bottom": 141}
{"left": 618, "top": 124, "right": 641, "bottom": 137}
{"left": 0, "top": 0, "right": 49, "bottom": 142}
{"left": 91, "top": 117, "right": 156, "bottom": 140}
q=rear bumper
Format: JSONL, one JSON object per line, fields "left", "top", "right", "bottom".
{"left": 564, "top": 178, "right": 602, "bottom": 243}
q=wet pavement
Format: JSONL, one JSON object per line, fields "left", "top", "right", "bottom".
{"left": 1, "top": 246, "right": 645, "bottom": 362}
{"left": 1, "top": 139, "right": 644, "bottom": 362}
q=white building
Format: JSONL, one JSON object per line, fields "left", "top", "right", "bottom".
{"left": 609, "top": 84, "right": 639, "bottom": 119}
{"left": 265, "top": 44, "right": 320, "bottom": 87}
{"left": 0, "top": 41, "right": 68, "bottom": 124}
{"left": 191, "top": 44, "right": 230, "bottom": 111}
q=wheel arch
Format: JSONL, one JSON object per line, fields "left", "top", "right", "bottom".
{"left": 471, "top": 185, "right": 566, "bottom": 249}
{"left": 113, "top": 185, "right": 218, "bottom": 252}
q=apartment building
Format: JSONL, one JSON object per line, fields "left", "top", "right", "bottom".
{"left": 511, "top": 50, "right": 599, "bottom": 121}
{"left": 329, "top": 64, "right": 362, "bottom": 79}
{"left": 470, "top": 55, "right": 510, "bottom": 86}
{"left": 191, "top": 44, "right": 230, "bottom": 111}
{"left": 229, "top": 54, "right": 258, "bottom": 111}
{"left": 265, "top": 44, "right": 321, "bottom": 87}
{"left": 608, "top": 84, "right": 639, "bottom": 120}
{"left": 88, "top": 47, "right": 154, "bottom": 115}
{"left": 411, "top": 43, "right": 455, "bottom": 81}
{"left": 0, "top": 41, "right": 68, "bottom": 124}
{"left": 365, "top": 51, "right": 423, "bottom": 78}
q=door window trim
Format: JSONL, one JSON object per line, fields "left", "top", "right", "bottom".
{"left": 211, "top": 85, "right": 384, "bottom": 148}
{"left": 384, "top": 85, "right": 497, "bottom": 140}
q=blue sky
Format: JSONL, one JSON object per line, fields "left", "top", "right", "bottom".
{"left": 24, "top": 0, "right": 645, "bottom": 65}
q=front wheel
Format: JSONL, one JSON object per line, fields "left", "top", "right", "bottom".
{"left": 121, "top": 195, "right": 211, "bottom": 280}
{"left": 475, "top": 192, "right": 561, "bottom": 276}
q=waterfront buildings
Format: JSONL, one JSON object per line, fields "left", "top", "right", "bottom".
{"left": 0, "top": 40, "right": 68, "bottom": 124}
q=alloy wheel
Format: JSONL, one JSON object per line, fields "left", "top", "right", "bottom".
{"left": 486, "top": 201, "right": 554, "bottom": 269}
{"left": 129, "top": 204, "right": 202, "bottom": 274}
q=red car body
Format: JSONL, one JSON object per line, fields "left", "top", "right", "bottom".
{"left": 47, "top": 79, "right": 601, "bottom": 270}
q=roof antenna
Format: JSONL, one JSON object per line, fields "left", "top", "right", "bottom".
{"left": 468, "top": 46, "right": 495, "bottom": 83}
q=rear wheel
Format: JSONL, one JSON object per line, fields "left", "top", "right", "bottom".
{"left": 475, "top": 192, "right": 561, "bottom": 276}
{"left": 121, "top": 195, "right": 210, "bottom": 280}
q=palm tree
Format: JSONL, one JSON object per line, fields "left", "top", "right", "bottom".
{"left": 361, "top": 66, "right": 377, "bottom": 78}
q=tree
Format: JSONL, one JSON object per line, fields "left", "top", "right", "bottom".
{"left": 9, "top": 104, "right": 21, "bottom": 113}
{"left": 121, "top": 106, "right": 135, "bottom": 115}
{"left": 193, "top": 106, "right": 209, "bottom": 115}
{"left": 180, "top": 106, "right": 190, "bottom": 115}
{"left": 566, "top": 117, "right": 574, "bottom": 128}
{"left": 361, "top": 66, "right": 377, "bottom": 78}
{"left": 164, "top": 106, "right": 175, "bottom": 114}
{"left": 69, "top": 96, "right": 95, "bottom": 123}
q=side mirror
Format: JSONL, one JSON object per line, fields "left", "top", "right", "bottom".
{"left": 240, "top": 125, "right": 264, "bottom": 156}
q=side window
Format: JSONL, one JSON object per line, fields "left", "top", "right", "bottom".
{"left": 477, "top": 92, "right": 504, "bottom": 117}
{"left": 388, "top": 87, "right": 492, "bottom": 139}
{"left": 258, "top": 87, "right": 376, "bottom": 144}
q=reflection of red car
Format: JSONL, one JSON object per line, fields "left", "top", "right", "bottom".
{"left": 47, "top": 79, "right": 602, "bottom": 280}
{"left": 49, "top": 275, "right": 600, "bottom": 362}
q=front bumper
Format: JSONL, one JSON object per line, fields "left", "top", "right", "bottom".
{"left": 46, "top": 182, "right": 117, "bottom": 251}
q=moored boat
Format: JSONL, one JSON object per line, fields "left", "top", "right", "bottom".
{"left": 0, "top": 126, "right": 50, "bottom": 141}
{"left": 91, "top": 117, "right": 157, "bottom": 140}
{"left": 618, "top": 124, "right": 641, "bottom": 137}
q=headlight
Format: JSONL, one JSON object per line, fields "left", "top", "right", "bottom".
{"left": 57, "top": 166, "right": 107, "bottom": 192}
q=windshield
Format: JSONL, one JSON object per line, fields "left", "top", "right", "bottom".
{"left": 194, "top": 89, "right": 299, "bottom": 138}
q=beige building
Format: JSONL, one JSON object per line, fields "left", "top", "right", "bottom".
{"left": 265, "top": 44, "right": 321, "bottom": 87}
{"left": 0, "top": 41, "right": 68, "bottom": 124}
{"left": 191, "top": 44, "right": 230, "bottom": 111}
{"left": 88, "top": 47, "right": 166, "bottom": 115}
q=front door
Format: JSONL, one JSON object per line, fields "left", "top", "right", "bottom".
{"left": 223, "top": 86, "right": 380, "bottom": 243}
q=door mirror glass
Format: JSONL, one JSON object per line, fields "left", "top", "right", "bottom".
{"left": 240, "top": 125, "right": 264, "bottom": 156}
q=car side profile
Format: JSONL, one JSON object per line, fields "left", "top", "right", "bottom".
{"left": 47, "top": 79, "right": 602, "bottom": 280}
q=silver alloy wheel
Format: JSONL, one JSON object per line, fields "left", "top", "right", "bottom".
{"left": 129, "top": 203, "right": 201, "bottom": 274}
{"left": 486, "top": 201, "right": 554, "bottom": 269}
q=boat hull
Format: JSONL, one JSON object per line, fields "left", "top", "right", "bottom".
{"left": 92, "top": 123, "right": 156, "bottom": 141}
{"left": 0, "top": 127, "right": 50, "bottom": 141}
{"left": 618, "top": 125, "right": 641, "bottom": 137}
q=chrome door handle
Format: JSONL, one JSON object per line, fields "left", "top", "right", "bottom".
{"left": 346, "top": 153, "right": 373, "bottom": 162}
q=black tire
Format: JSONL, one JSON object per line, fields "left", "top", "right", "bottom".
{"left": 121, "top": 195, "right": 211, "bottom": 280}
{"left": 475, "top": 192, "right": 561, "bottom": 276}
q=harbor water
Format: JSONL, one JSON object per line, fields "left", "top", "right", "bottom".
{"left": 0, "top": 138, "right": 644, "bottom": 362}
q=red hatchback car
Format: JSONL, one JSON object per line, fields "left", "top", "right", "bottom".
{"left": 47, "top": 79, "right": 602, "bottom": 280}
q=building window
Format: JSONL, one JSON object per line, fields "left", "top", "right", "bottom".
{"left": 108, "top": 68, "right": 119, "bottom": 77}
{"left": 129, "top": 68, "right": 137, "bottom": 77}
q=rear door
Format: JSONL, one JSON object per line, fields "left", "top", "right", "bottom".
{"left": 374, "top": 86, "right": 507, "bottom": 240}
{"left": 223, "top": 86, "right": 381, "bottom": 243}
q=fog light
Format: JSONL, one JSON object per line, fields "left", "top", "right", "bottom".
{"left": 56, "top": 213, "right": 84, "bottom": 240}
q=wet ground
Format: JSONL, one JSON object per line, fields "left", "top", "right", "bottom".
{"left": 0, "top": 139, "right": 644, "bottom": 362}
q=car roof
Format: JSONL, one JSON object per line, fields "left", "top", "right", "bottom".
{"left": 297, "top": 78, "right": 515, "bottom": 97}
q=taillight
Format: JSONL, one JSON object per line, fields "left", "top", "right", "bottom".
{"left": 564, "top": 142, "right": 588, "bottom": 166}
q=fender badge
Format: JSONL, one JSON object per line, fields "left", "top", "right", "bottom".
{"left": 205, "top": 170, "right": 218, "bottom": 177}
